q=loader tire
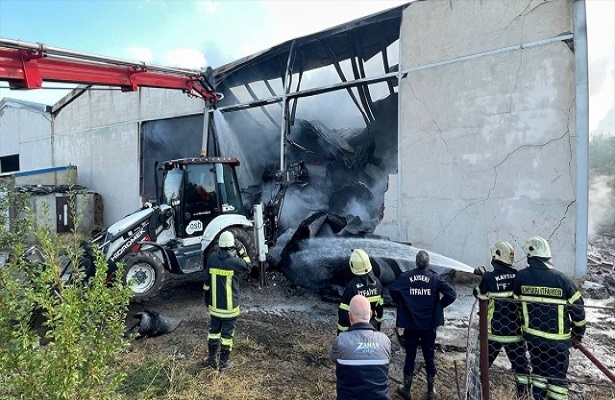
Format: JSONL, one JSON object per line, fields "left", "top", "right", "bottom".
{"left": 205, "top": 227, "right": 257, "bottom": 266}
{"left": 122, "top": 251, "right": 165, "bottom": 303}
{"left": 228, "top": 227, "right": 257, "bottom": 262}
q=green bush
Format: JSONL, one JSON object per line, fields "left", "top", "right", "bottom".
{"left": 0, "top": 180, "right": 32, "bottom": 250}
{"left": 0, "top": 182, "right": 133, "bottom": 400}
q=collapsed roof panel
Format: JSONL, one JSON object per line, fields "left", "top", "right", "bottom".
{"left": 208, "top": 5, "right": 406, "bottom": 256}
{"left": 213, "top": 4, "right": 407, "bottom": 94}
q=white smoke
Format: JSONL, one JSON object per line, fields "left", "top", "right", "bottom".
{"left": 213, "top": 110, "right": 257, "bottom": 189}
{"left": 588, "top": 175, "right": 615, "bottom": 237}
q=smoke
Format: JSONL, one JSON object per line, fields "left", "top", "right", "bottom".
{"left": 213, "top": 110, "right": 258, "bottom": 189}
{"left": 214, "top": 103, "right": 398, "bottom": 238}
{"left": 588, "top": 175, "right": 615, "bottom": 237}
{"left": 278, "top": 185, "right": 329, "bottom": 232}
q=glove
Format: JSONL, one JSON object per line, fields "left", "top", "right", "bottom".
{"left": 572, "top": 330, "right": 583, "bottom": 344}
{"left": 396, "top": 328, "right": 406, "bottom": 348}
{"left": 572, "top": 326, "right": 585, "bottom": 344}
{"left": 203, "top": 285, "right": 210, "bottom": 307}
{"left": 234, "top": 239, "right": 251, "bottom": 264}
{"left": 474, "top": 266, "right": 486, "bottom": 276}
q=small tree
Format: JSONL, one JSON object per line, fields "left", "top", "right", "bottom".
{"left": 0, "top": 178, "right": 32, "bottom": 251}
{"left": 0, "top": 182, "right": 133, "bottom": 400}
{"left": 589, "top": 133, "right": 615, "bottom": 178}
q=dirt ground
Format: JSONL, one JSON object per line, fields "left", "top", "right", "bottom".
{"left": 122, "top": 233, "right": 615, "bottom": 400}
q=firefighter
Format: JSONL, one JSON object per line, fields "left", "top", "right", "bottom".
{"left": 202, "top": 231, "right": 251, "bottom": 372}
{"left": 512, "top": 236, "right": 586, "bottom": 400}
{"left": 389, "top": 250, "right": 457, "bottom": 400}
{"left": 337, "top": 249, "right": 384, "bottom": 334}
{"left": 473, "top": 241, "right": 530, "bottom": 398}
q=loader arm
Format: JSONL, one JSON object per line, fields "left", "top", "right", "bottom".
{"left": 0, "top": 38, "right": 219, "bottom": 102}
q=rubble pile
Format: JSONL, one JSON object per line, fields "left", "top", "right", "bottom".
{"left": 583, "top": 231, "right": 615, "bottom": 299}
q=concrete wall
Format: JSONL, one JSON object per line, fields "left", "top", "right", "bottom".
{"left": 52, "top": 87, "right": 205, "bottom": 225}
{"left": 376, "top": 0, "right": 578, "bottom": 275}
{"left": 0, "top": 102, "right": 52, "bottom": 171}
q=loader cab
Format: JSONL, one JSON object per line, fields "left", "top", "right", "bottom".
{"left": 160, "top": 157, "right": 245, "bottom": 239}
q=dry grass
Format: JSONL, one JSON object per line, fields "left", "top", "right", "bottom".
{"left": 111, "top": 272, "right": 615, "bottom": 400}
{"left": 114, "top": 321, "right": 615, "bottom": 400}
{"left": 116, "top": 317, "right": 338, "bottom": 400}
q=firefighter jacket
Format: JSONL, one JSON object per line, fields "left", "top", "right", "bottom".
{"left": 389, "top": 267, "right": 457, "bottom": 330}
{"left": 329, "top": 322, "right": 392, "bottom": 400}
{"left": 337, "top": 273, "right": 384, "bottom": 333}
{"left": 512, "top": 258, "right": 586, "bottom": 349}
{"left": 473, "top": 260, "right": 523, "bottom": 343}
{"left": 204, "top": 248, "right": 250, "bottom": 319}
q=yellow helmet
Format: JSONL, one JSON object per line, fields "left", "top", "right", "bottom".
{"left": 490, "top": 241, "right": 514, "bottom": 265}
{"left": 522, "top": 236, "right": 551, "bottom": 259}
{"left": 349, "top": 249, "right": 372, "bottom": 276}
{"left": 218, "top": 231, "right": 235, "bottom": 249}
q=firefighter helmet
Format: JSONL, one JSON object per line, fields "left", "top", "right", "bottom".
{"left": 522, "top": 236, "right": 551, "bottom": 259}
{"left": 218, "top": 231, "right": 235, "bottom": 249}
{"left": 416, "top": 250, "right": 430, "bottom": 268}
{"left": 349, "top": 249, "right": 372, "bottom": 276}
{"left": 490, "top": 241, "right": 515, "bottom": 265}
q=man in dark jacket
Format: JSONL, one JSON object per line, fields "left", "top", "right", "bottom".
{"left": 389, "top": 250, "right": 457, "bottom": 400}
{"left": 473, "top": 241, "right": 530, "bottom": 398}
{"left": 337, "top": 248, "right": 384, "bottom": 334}
{"left": 202, "top": 231, "right": 251, "bottom": 373}
{"left": 329, "top": 294, "right": 392, "bottom": 400}
{"left": 513, "top": 236, "right": 586, "bottom": 400}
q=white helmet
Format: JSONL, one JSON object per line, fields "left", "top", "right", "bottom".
{"left": 218, "top": 231, "right": 235, "bottom": 249}
{"left": 349, "top": 249, "right": 372, "bottom": 276}
{"left": 522, "top": 236, "right": 551, "bottom": 259}
{"left": 490, "top": 241, "right": 514, "bottom": 265}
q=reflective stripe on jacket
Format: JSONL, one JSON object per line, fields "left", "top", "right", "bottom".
{"left": 473, "top": 260, "right": 523, "bottom": 343}
{"left": 204, "top": 248, "right": 250, "bottom": 319}
{"left": 512, "top": 258, "right": 586, "bottom": 347}
{"left": 338, "top": 274, "right": 384, "bottom": 332}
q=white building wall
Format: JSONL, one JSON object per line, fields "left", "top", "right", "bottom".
{"left": 0, "top": 102, "right": 52, "bottom": 171}
{"left": 376, "top": 0, "right": 578, "bottom": 275}
{"left": 52, "top": 87, "right": 205, "bottom": 225}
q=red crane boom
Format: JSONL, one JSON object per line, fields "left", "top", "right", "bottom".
{"left": 0, "top": 38, "right": 219, "bottom": 103}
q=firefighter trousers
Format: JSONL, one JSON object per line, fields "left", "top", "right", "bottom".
{"left": 527, "top": 342, "right": 570, "bottom": 400}
{"left": 488, "top": 340, "right": 530, "bottom": 392}
{"left": 208, "top": 316, "right": 237, "bottom": 353}
{"left": 403, "top": 328, "right": 437, "bottom": 377}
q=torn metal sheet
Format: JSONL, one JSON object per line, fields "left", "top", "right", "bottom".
{"left": 287, "top": 119, "right": 374, "bottom": 172}
{"left": 214, "top": 5, "right": 405, "bottom": 88}
{"left": 275, "top": 211, "right": 474, "bottom": 302}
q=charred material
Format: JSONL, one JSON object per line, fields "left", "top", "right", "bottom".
{"left": 125, "top": 310, "right": 181, "bottom": 339}
{"left": 273, "top": 211, "right": 470, "bottom": 303}
{"left": 287, "top": 120, "right": 374, "bottom": 172}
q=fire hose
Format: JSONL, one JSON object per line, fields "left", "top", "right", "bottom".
{"left": 572, "top": 337, "right": 615, "bottom": 384}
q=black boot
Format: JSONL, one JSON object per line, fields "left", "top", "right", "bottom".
{"left": 202, "top": 342, "right": 218, "bottom": 369}
{"left": 396, "top": 374, "right": 412, "bottom": 400}
{"left": 219, "top": 349, "right": 233, "bottom": 373}
{"left": 425, "top": 375, "right": 435, "bottom": 400}
{"left": 515, "top": 384, "right": 530, "bottom": 399}
{"left": 532, "top": 387, "right": 547, "bottom": 400}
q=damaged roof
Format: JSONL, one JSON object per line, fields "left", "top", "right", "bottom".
{"left": 213, "top": 3, "right": 408, "bottom": 90}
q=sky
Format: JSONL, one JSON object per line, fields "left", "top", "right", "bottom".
{"left": 0, "top": 0, "right": 613, "bottom": 135}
